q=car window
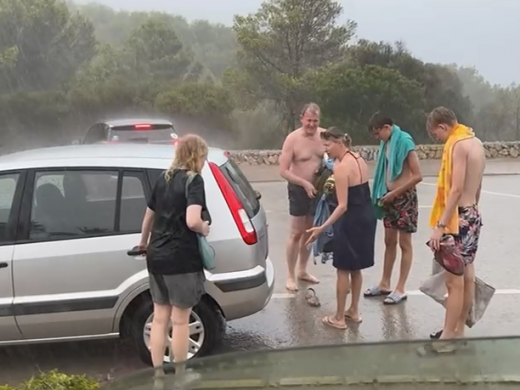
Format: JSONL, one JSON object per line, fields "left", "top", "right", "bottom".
{"left": 219, "top": 160, "right": 260, "bottom": 218}
{"left": 0, "top": 173, "right": 19, "bottom": 243}
{"left": 29, "top": 170, "right": 118, "bottom": 240}
{"left": 147, "top": 169, "right": 163, "bottom": 187}
{"left": 119, "top": 171, "right": 147, "bottom": 232}
{"left": 111, "top": 129, "right": 177, "bottom": 143}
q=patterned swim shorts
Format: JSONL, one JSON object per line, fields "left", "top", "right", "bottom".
{"left": 453, "top": 204, "right": 483, "bottom": 265}
{"left": 382, "top": 188, "right": 418, "bottom": 233}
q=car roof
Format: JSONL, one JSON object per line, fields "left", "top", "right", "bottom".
{"left": 0, "top": 144, "right": 229, "bottom": 171}
{"left": 101, "top": 118, "right": 174, "bottom": 128}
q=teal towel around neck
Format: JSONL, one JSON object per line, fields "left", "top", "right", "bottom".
{"left": 371, "top": 124, "right": 416, "bottom": 219}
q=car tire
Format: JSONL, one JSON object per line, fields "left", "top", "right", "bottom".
{"left": 129, "top": 295, "right": 224, "bottom": 366}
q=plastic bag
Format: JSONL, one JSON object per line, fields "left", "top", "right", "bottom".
{"left": 419, "top": 261, "right": 495, "bottom": 328}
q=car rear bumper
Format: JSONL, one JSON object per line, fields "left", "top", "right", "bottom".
{"left": 204, "top": 257, "right": 275, "bottom": 321}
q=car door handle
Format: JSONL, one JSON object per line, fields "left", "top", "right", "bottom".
{"left": 0, "top": 262, "right": 8, "bottom": 269}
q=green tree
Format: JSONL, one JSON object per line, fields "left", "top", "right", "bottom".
{"left": 0, "top": 0, "right": 96, "bottom": 91}
{"left": 304, "top": 64, "right": 426, "bottom": 143}
{"left": 348, "top": 40, "right": 473, "bottom": 126}
{"left": 67, "top": 43, "right": 139, "bottom": 114}
{"left": 454, "top": 66, "right": 497, "bottom": 112}
{"left": 124, "top": 18, "right": 199, "bottom": 82}
{"left": 476, "top": 85, "right": 520, "bottom": 142}
{"left": 155, "top": 81, "right": 234, "bottom": 128}
{"left": 347, "top": 40, "right": 425, "bottom": 83}
{"left": 233, "top": 0, "right": 356, "bottom": 131}
{"left": 78, "top": 5, "right": 237, "bottom": 80}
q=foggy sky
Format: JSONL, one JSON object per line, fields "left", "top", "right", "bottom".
{"left": 76, "top": 0, "right": 518, "bottom": 86}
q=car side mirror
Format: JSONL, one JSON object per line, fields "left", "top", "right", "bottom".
{"left": 255, "top": 190, "right": 261, "bottom": 200}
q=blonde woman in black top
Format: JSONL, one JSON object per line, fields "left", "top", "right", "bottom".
{"left": 138, "top": 134, "right": 210, "bottom": 384}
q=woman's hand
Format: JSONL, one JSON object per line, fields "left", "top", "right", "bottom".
{"left": 305, "top": 226, "right": 324, "bottom": 246}
{"left": 200, "top": 221, "right": 210, "bottom": 237}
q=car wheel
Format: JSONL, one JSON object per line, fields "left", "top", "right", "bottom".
{"left": 130, "top": 296, "right": 224, "bottom": 366}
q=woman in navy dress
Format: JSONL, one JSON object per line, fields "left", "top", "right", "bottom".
{"left": 307, "top": 127, "right": 376, "bottom": 329}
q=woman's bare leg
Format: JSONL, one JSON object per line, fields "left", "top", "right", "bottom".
{"left": 150, "top": 304, "right": 172, "bottom": 373}
{"left": 170, "top": 305, "right": 192, "bottom": 373}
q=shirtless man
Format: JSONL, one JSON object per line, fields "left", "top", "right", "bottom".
{"left": 279, "top": 103, "right": 325, "bottom": 291}
{"left": 426, "top": 107, "right": 485, "bottom": 346}
{"left": 364, "top": 112, "right": 422, "bottom": 304}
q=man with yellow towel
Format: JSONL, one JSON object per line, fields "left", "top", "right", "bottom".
{"left": 426, "top": 107, "right": 485, "bottom": 351}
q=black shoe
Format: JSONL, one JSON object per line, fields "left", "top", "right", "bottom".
{"left": 430, "top": 330, "right": 442, "bottom": 339}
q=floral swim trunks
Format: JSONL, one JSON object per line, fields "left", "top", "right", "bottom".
{"left": 452, "top": 204, "right": 483, "bottom": 265}
{"left": 382, "top": 188, "right": 418, "bottom": 233}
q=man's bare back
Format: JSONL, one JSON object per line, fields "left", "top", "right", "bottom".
{"left": 454, "top": 137, "right": 486, "bottom": 207}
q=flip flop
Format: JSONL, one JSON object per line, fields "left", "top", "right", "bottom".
{"left": 344, "top": 313, "right": 362, "bottom": 323}
{"left": 383, "top": 292, "right": 408, "bottom": 305}
{"left": 363, "top": 286, "right": 391, "bottom": 297}
{"left": 305, "top": 288, "right": 321, "bottom": 307}
{"left": 322, "top": 316, "right": 347, "bottom": 330}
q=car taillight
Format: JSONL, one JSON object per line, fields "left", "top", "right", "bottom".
{"left": 209, "top": 162, "right": 257, "bottom": 245}
{"left": 134, "top": 124, "right": 151, "bottom": 130}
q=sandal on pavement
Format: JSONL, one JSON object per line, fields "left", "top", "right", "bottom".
{"left": 322, "top": 316, "right": 347, "bottom": 329}
{"left": 344, "top": 313, "right": 362, "bottom": 323}
{"left": 383, "top": 292, "right": 408, "bottom": 305}
{"left": 364, "top": 285, "right": 391, "bottom": 297}
{"left": 305, "top": 288, "right": 321, "bottom": 307}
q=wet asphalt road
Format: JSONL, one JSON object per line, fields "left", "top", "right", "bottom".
{"left": 2, "top": 172, "right": 520, "bottom": 385}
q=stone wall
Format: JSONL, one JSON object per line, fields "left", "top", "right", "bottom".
{"left": 229, "top": 141, "right": 520, "bottom": 165}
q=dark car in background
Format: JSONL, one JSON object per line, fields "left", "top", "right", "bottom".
{"left": 81, "top": 119, "right": 179, "bottom": 145}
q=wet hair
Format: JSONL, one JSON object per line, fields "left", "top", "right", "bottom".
{"left": 427, "top": 106, "right": 458, "bottom": 130}
{"left": 165, "top": 134, "right": 208, "bottom": 182}
{"left": 367, "top": 111, "right": 393, "bottom": 132}
{"left": 320, "top": 127, "right": 352, "bottom": 148}
{"left": 300, "top": 102, "right": 320, "bottom": 117}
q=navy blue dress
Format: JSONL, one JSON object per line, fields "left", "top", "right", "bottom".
{"left": 328, "top": 154, "right": 376, "bottom": 271}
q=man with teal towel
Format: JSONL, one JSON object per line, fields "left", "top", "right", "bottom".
{"left": 364, "top": 112, "right": 423, "bottom": 305}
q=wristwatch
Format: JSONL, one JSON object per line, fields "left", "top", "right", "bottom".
{"left": 436, "top": 221, "right": 446, "bottom": 229}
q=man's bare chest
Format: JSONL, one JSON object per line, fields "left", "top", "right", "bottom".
{"left": 293, "top": 139, "right": 324, "bottom": 163}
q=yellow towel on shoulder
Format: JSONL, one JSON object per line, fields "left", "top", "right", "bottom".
{"left": 429, "top": 123, "right": 475, "bottom": 234}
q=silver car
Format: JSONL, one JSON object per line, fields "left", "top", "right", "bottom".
{"left": 0, "top": 144, "right": 274, "bottom": 365}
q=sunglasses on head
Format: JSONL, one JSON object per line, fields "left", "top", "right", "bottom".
{"left": 321, "top": 128, "right": 348, "bottom": 141}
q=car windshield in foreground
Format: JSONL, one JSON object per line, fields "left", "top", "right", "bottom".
{"left": 104, "top": 336, "right": 520, "bottom": 389}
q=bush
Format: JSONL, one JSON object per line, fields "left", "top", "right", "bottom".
{"left": 2, "top": 370, "right": 99, "bottom": 390}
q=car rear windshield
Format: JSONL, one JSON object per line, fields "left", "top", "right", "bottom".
{"left": 219, "top": 160, "right": 260, "bottom": 218}
{"left": 110, "top": 124, "right": 177, "bottom": 143}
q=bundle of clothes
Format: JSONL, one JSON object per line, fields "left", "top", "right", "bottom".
{"left": 311, "top": 155, "right": 336, "bottom": 264}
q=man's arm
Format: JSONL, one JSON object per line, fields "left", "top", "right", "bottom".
{"left": 391, "top": 150, "right": 423, "bottom": 197}
{"left": 438, "top": 143, "right": 467, "bottom": 227}
{"left": 279, "top": 135, "right": 308, "bottom": 187}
